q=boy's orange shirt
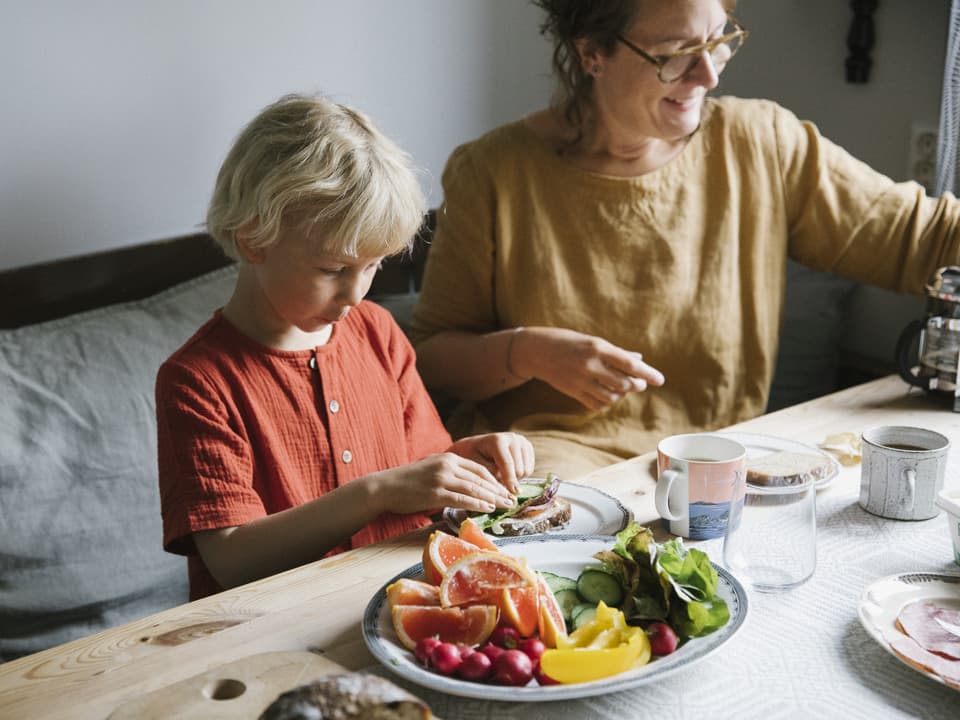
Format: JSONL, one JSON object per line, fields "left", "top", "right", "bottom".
{"left": 156, "top": 300, "right": 451, "bottom": 600}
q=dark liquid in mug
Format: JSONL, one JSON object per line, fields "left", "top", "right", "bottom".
{"left": 881, "top": 443, "right": 928, "bottom": 451}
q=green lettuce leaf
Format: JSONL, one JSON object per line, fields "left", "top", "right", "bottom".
{"left": 670, "top": 596, "right": 730, "bottom": 638}
{"left": 600, "top": 522, "right": 729, "bottom": 640}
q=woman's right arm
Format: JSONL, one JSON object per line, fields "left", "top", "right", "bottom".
{"left": 412, "top": 142, "right": 663, "bottom": 410}
{"left": 414, "top": 328, "right": 530, "bottom": 401}
{"left": 417, "top": 326, "right": 664, "bottom": 411}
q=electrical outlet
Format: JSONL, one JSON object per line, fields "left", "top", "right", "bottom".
{"left": 908, "top": 123, "right": 938, "bottom": 194}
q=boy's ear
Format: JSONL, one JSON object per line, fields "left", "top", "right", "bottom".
{"left": 234, "top": 231, "right": 266, "bottom": 264}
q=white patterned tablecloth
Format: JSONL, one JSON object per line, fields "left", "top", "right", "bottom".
{"left": 368, "top": 462, "right": 960, "bottom": 720}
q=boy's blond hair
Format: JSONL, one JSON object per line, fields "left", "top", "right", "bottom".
{"left": 207, "top": 93, "right": 425, "bottom": 260}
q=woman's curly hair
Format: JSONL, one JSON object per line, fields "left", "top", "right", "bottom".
{"left": 533, "top": 0, "right": 637, "bottom": 139}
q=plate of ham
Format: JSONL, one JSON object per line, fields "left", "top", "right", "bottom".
{"left": 858, "top": 572, "right": 960, "bottom": 691}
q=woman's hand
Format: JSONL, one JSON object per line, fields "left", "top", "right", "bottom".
{"left": 512, "top": 327, "right": 665, "bottom": 411}
{"left": 449, "top": 432, "right": 535, "bottom": 494}
{"left": 365, "top": 452, "right": 517, "bottom": 516}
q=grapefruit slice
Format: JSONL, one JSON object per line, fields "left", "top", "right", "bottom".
{"left": 458, "top": 517, "right": 499, "bottom": 551}
{"left": 391, "top": 604, "right": 498, "bottom": 651}
{"left": 439, "top": 553, "right": 538, "bottom": 607}
{"left": 500, "top": 585, "right": 540, "bottom": 638}
{"left": 386, "top": 578, "right": 441, "bottom": 608}
{"left": 536, "top": 573, "right": 568, "bottom": 648}
{"left": 421, "top": 530, "right": 488, "bottom": 585}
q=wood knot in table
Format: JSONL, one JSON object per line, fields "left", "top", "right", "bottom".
{"left": 139, "top": 618, "right": 251, "bottom": 646}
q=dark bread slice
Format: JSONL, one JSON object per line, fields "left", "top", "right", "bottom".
{"left": 258, "top": 673, "right": 432, "bottom": 720}
{"left": 494, "top": 496, "right": 572, "bottom": 536}
{"left": 746, "top": 452, "right": 832, "bottom": 486}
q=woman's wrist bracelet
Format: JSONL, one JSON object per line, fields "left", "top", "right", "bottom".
{"left": 505, "top": 326, "right": 531, "bottom": 380}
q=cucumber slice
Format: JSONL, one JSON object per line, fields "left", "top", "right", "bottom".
{"left": 554, "top": 588, "right": 581, "bottom": 622}
{"left": 516, "top": 482, "right": 546, "bottom": 500}
{"left": 576, "top": 568, "right": 624, "bottom": 606}
{"left": 541, "top": 571, "right": 578, "bottom": 594}
{"left": 571, "top": 603, "right": 597, "bottom": 630}
{"left": 539, "top": 570, "right": 562, "bottom": 588}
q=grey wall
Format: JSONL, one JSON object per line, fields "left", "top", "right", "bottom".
{"left": 0, "top": 0, "right": 552, "bottom": 271}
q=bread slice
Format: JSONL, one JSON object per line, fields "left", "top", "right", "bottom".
{"left": 445, "top": 496, "right": 572, "bottom": 536}
{"left": 259, "top": 673, "right": 432, "bottom": 719}
{"left": 746, "top": 452, "right": 832, "bottom": 486}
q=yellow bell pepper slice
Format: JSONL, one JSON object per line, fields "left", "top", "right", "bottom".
{"left": 541, "top": 604, "right": 653, "bottom": 683}
{"left": 540, "top": 630, "right": 651, "bottom": 684}
{"left": 556, "top": 601, "right": 626, "bottom": 650}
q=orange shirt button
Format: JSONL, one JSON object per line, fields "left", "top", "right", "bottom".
{"left": 341, "top": 449, "right": 353, "bottom": 463}
{"left": 329, "top": 399, "right": 340, "bottom": 413}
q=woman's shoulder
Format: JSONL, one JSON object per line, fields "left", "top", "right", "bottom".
{"left": 704, "top": 95, "right": 801, "bottom": 136}
{"left": 459, "top": 117, "right": 535, "bottom": 153}
{"left": 441, "top": 113, "right": 569, "bottom": 198}
{"left": 446, "top": 116, "right": 547, "bottom": 174}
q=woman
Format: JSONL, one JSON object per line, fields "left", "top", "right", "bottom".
{"left": 410, "top": 0, "right": 960, "bottom": 479}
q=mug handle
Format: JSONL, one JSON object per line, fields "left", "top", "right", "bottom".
{"left": 655, "top": 469, "right": 686, "bottom": 521}
{"left": 902, "top": 467, "right": 916, "bottom": 511}
{"left": 895, "top": 319, "right": 931, "bottom": 390}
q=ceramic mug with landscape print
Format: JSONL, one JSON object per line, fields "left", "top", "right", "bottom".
{"left": 655, "top": 434, "right": 747, "bottom": 539}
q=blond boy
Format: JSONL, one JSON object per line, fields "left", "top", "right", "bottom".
{"left": 157, "top": 94, "right": 532, "bottom": 599}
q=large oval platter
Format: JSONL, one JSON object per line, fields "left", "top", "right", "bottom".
{"left": 362, "top": 534, "right": 748, "bottom": 702}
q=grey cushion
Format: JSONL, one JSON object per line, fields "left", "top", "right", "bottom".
{"left": 768, "top": 260, "right": 857, "bottom": 411}
{"left": 0, "top": 265, "right": 238, "bottom": 661}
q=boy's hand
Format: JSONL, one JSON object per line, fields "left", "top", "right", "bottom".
{"left": 449, "top": 432, "right": 535, "bottom": 495}
{"left": 367, "top": 453, "right": 516, "bottom": 515}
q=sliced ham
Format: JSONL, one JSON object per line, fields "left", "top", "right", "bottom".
{"left": 895, "top": 601, "right": 960, "bottom": 660}
{"left": 889, "top": 635, "right": 960, "bottom": 689}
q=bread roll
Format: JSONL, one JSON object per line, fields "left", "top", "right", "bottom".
{"left": 746, "top": 452, "right": 831, "bottom": 486}
{"left": 258, "top": 673, "right": 433, "bottom": 720}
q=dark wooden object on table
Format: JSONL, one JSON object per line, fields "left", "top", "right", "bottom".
{"left": 0, "top": 211, "right": 435, "bottom": 330}
{"left": 846, "top": 0, "right": 878, "bottom": 84}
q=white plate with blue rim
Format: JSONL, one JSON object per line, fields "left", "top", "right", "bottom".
{"left": 361, "top": 534, "right": 748, "bottom": 702}
{"left": 442, "top": 481, "right": 633, "bottom": 537}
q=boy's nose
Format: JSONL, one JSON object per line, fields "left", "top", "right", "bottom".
{"left": 339, "top": 277, "right": 367, "bottom": 307}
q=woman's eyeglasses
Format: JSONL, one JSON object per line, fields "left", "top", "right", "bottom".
{"left": 617, "top": 17, "right": 748, "bottom": 83}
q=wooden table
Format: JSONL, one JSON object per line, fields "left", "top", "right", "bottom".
{"left": 2, "top": 375, "right": 959, "bottom": 719}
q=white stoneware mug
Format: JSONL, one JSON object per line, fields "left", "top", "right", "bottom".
{"left": 859, "top": 426, "right": 950, "bottom": 520}
{"left": 656, "top": 434, "right": 747, "bottom": 539}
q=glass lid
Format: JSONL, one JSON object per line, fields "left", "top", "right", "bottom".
{"left": 925, "top": 265, "right": 960, "bottom": 303}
